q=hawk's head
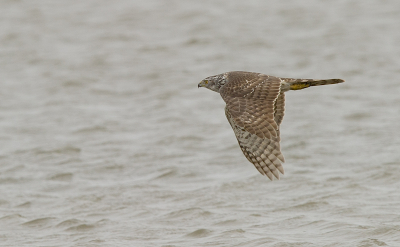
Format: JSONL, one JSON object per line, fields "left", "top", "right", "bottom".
{"left": 198, "top": 73, "right": 226, "bottom": 93}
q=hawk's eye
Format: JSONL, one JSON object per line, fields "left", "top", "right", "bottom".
{"left": 205, "top": 80, "right": 208, "bottom": 84}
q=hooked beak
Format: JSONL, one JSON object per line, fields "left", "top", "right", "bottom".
{"left": 198, "top": 81, "right": 203, "bottom": 88}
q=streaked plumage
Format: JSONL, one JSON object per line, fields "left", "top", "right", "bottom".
{"left": 198, "top": 71, "right": 344, "bottom": 181}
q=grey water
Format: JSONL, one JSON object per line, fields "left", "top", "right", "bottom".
{"left": 1, "top": 0, "right": 400, "bottom": 246}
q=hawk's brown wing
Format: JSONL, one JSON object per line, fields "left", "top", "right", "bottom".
{"left": 220, "top": 72, "right": 285, "bottom": 180}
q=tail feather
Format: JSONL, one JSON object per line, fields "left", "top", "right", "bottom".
{"left": 284, "top": 78, "right": 344, "bottom": 91}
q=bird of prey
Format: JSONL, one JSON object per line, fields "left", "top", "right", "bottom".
{"left": 198, "top": 71, "right": 344, "bottom": 180}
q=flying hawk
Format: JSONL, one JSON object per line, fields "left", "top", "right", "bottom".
{"left": 198, "top": 71, "right": 344, "bottom": 180}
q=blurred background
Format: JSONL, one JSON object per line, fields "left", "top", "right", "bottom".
{"left": 1, "top": 0, "right": 399, "bottom": 246}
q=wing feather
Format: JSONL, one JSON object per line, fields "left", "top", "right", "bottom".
{"left": 221, "top": 72, "right": 285, "bottom": 180}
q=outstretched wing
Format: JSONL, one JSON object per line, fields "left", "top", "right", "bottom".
{"left": 220, "top": 72, "right": 285, "bottom": 180}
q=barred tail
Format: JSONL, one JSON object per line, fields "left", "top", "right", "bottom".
{"left": 287, "top": 78, "right": 344, "bottom": 91}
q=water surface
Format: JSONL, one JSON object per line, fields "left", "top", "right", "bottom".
{"left": 1, "top": 0, "right": 400, "bottom": 246}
